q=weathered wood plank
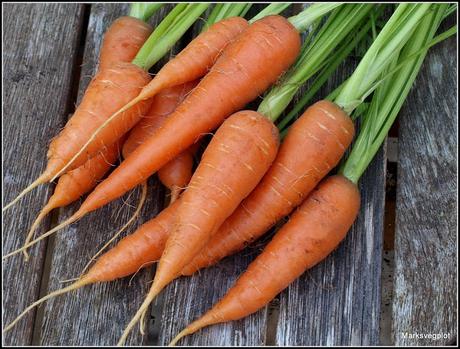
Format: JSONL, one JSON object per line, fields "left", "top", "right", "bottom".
{"left": 392, "top": 25, "right": 457, "bottom": 345}
{"left": 38, "top": 4, "right": 167, "bottom": 345}
{"left": 2, "top": 4, "right": 84, "bottom": 345}
{"left": 275, "top": 55, "right": 386, "bottom": 345}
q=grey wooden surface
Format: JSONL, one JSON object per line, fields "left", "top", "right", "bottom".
{"left": 2, "top": 3, "right": 457, "bottom": 347}
{"left": 2, "top": 3, "right": 85, "bottom": 346}
{"left": 393, "top": 20, "right": 457, "bottom": 346}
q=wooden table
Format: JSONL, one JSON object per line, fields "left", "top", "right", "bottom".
{"left": 3, "top": 3, "right": 457, "bottom": 346}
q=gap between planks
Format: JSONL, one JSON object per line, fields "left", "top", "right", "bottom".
{"left": 31, "top": 4, "right": 91, "bottom": 344}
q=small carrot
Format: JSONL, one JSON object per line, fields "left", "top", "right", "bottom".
{"left": 169, "top": 175, "right": 361, "bottom": 345}
{"left": 2, "top": 199, "right": 179, "bottom": 334}
{"left": 157, "top": 144, "right": 197, "bottom": 204}
{"left": 181, "top": 100, "right": 354, "bottom": 275}
{"left": 22, "top": 140, "right": 122, "bottom": 261}
{"left": 118, "top": 110, "right": 280, "bottom": 345}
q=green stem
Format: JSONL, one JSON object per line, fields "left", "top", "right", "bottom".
{"left": 258, "top": 4, "right": 374, "bottom": 122}
{"left": 288, "top": 3, "right": 342, "bottom": 32}
{"left": 276, "top": 12, "right": 376, "bottom": 131}
{"left": 129, "top": 3, "right": 163, "bottom": 22}
{"left": 202, "top": 3, "right": 253, "bottom": 33}
{"left": 334, "top": 3, "right": 432, "bottom": 114}
{"left": 250, "top": 3, "right": 292, "bottom": 23}
{"left": 132, "top": 4, "right": 209, "bottom": 71}
{"left": 340, "top": 4, "right": 451, "bottom": 183}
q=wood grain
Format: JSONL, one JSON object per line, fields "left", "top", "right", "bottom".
{"left": 37, "top": 4, "right": 167, "bottom": 345}
{"left": 2, "top": 3, "right": 84, "bottom": 345}
{"left": 393, "top": 25, "right": 457, "bottom": 346}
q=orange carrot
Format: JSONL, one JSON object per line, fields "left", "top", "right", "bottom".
{"left": 157, "top": 144, "right": 197, "bottom": 204}
{"left": 118, "top": 110, "right": 280, "bottom": 344}
{"left": 22, "top": 140, "right": 122, "bottom": 260}
{"left": 169, "top": 175, "right": 361, "bottom": 345}
{"left": 51, "top": 16, "right": 249, "bottom": 181}
{"left": 98, "top": 16, "right": 152, "bottom": 71}
{"left": 181, "top": 100, "right": 354, "bottom": 275}
{"left": 34, "top": 15, "right": 300, "bottom": 242}
{"left": 2, "top": 17, "right": 155, "bottom": 211}
{"left": 3, "top": 199, "right": 179, "bottom": 333}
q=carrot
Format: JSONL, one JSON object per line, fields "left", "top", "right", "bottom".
{"left": 169, "top": 175, "right": 361, "bottom": 346}
{"left": 181, "top": 100, "right": 354, "bottom": 274}
{"left": 98, "top": 16, "right": 153, "bottom": 71}
{"left": 118, "top": 110, "right": 280, "bottom": 345}
{"left": 3, "top": 199, "right": 179, "bottom": 334}
{"left": 51, "top": 15, "right": 248, "bottom": 181}
{"left": 21, "top": 139, "right": 122, "bottom": 261}
{"left": 2, "top": 5, "right": 209, "bottom": 211}
{"left": 157, "top": 144, "right": 197, "bottom": 204}
{"left": 122, "top": 82, "right": 197, "bottom": 158}
{"left": 23, "top": 15, "right": 300, "bottom": 247}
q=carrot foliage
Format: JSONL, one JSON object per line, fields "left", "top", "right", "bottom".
{"left": 340, "top": 4, "right": 457, "bottom": 183}
{"left": 132, "top": 3, "right": 209, "bottom": 71}
{"left": 129, "top": 3, "right": 164, "bottom": 22}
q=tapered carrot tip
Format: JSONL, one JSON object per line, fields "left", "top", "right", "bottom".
{"left": 169, "top": 328, "right": 193, "bottom": 346}
{"left": 3, "top": 276, "right": 92, "bottom": 333}
{"left": 2, "top": 209, "right": 84, "bottom": 260}
{"left": 2, "top": 173, "right": 49, "bottom": 211}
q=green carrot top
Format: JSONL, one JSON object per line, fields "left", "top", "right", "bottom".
{"left": 340, "top": 4, "right": 456, "bottom": 184}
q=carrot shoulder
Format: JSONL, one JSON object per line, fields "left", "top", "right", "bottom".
{"left": 98, "top": 16, "right": 152, "bottom": 71}
{"left": 170, "top": 175, "right": 360, "bottom": 345}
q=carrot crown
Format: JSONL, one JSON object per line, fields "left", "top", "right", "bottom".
{"left": 132, "top": 3, "right": 209, "bottom": 71}
{"left": 340, "top": 4, "right": 456, "bottom": 184}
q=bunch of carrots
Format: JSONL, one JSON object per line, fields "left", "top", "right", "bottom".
{"left": 2, "top": 2, "right": 456, "bottom": 346}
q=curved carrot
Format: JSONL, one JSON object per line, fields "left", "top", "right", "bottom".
{"left": 22, "top": 140, "right": 121, "bottom": 260}
{"left": 181, "top": 100, "right": 354, "bottom": 275}
{"left": 3, "top": 199, "right": 179, "bottom": 334}
{"left": 3, "top": 17, "right": 155, "bottom": 210}
{"left": 51, "top": 16, "right": 249, "bottom": 181}
{"left": 170, "top": 175, "right": 361, "bottom": 345}
{"left": 45, "top": 15, "right": 300, "bottom": 234}
{"left": 118, "top": 110, "right": 280, "bottom": 345}
{"left": 98, "top": 16, "right": 152, "bottom": 71}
